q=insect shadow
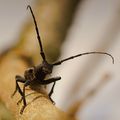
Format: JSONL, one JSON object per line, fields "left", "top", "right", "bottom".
{"left": 11, "top": 5, "right": 114, "bottom": 114}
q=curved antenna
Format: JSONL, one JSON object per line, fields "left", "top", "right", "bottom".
{"left": 27, "top": 5, "right": 46, "bottom": 61}
{"left": 52, "top": 52, "right": 114, "bottom": 65}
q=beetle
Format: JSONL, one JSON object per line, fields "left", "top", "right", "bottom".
{"left": 11, "top": 5, "right": 114, "bottom": 114}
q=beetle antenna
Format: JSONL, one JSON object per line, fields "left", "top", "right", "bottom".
{"left": 27, "top": 5, "right": 46, "bottom": 61}
{"left": 52, "top": 52, "right": 114, "bottom": 65}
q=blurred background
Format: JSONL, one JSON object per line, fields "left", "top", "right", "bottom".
{"left": 0, "top": 0, "right": 120, "bottom": 120}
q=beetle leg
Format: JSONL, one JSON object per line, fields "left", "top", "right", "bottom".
{"left": 40, "top": 77, "right": 61, "bottom": 103}
{"left": 11, "top": 75, "right": 26, "bottom": 98}
{"left": 20, "top": 80, "right": 30, "bottom": 114}
{"left": 41, "top": 77, "right": 61, "bottom": 84}
{"left": 48, "top": 82, "right": 56, "bottom": 104}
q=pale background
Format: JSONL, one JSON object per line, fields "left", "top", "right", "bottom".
{"left": 0, "top": 0, "right": 120, "bottom": 120}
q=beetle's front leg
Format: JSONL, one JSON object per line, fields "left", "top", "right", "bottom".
{"left": 11, "top": 75, "right": 26, "bottom": 98}
{"left": 41, "top": 77, "right": 61, "bottom": 84}
{"left": 41, "top": 77, "right": 61, "bottom": 103}
{"left": 20, "top": 80, "right": 30, "bottom": 114}
{"left": 48, "top": 82, "right": 56, "bottom": 104}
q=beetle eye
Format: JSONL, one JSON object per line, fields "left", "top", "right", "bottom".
{"left": 29, "top": 69, "right": 33, "bottom": 73}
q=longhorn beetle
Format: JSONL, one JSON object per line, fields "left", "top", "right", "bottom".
{"left": 11, "top": 5, "right": 114, "bottom": 114}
